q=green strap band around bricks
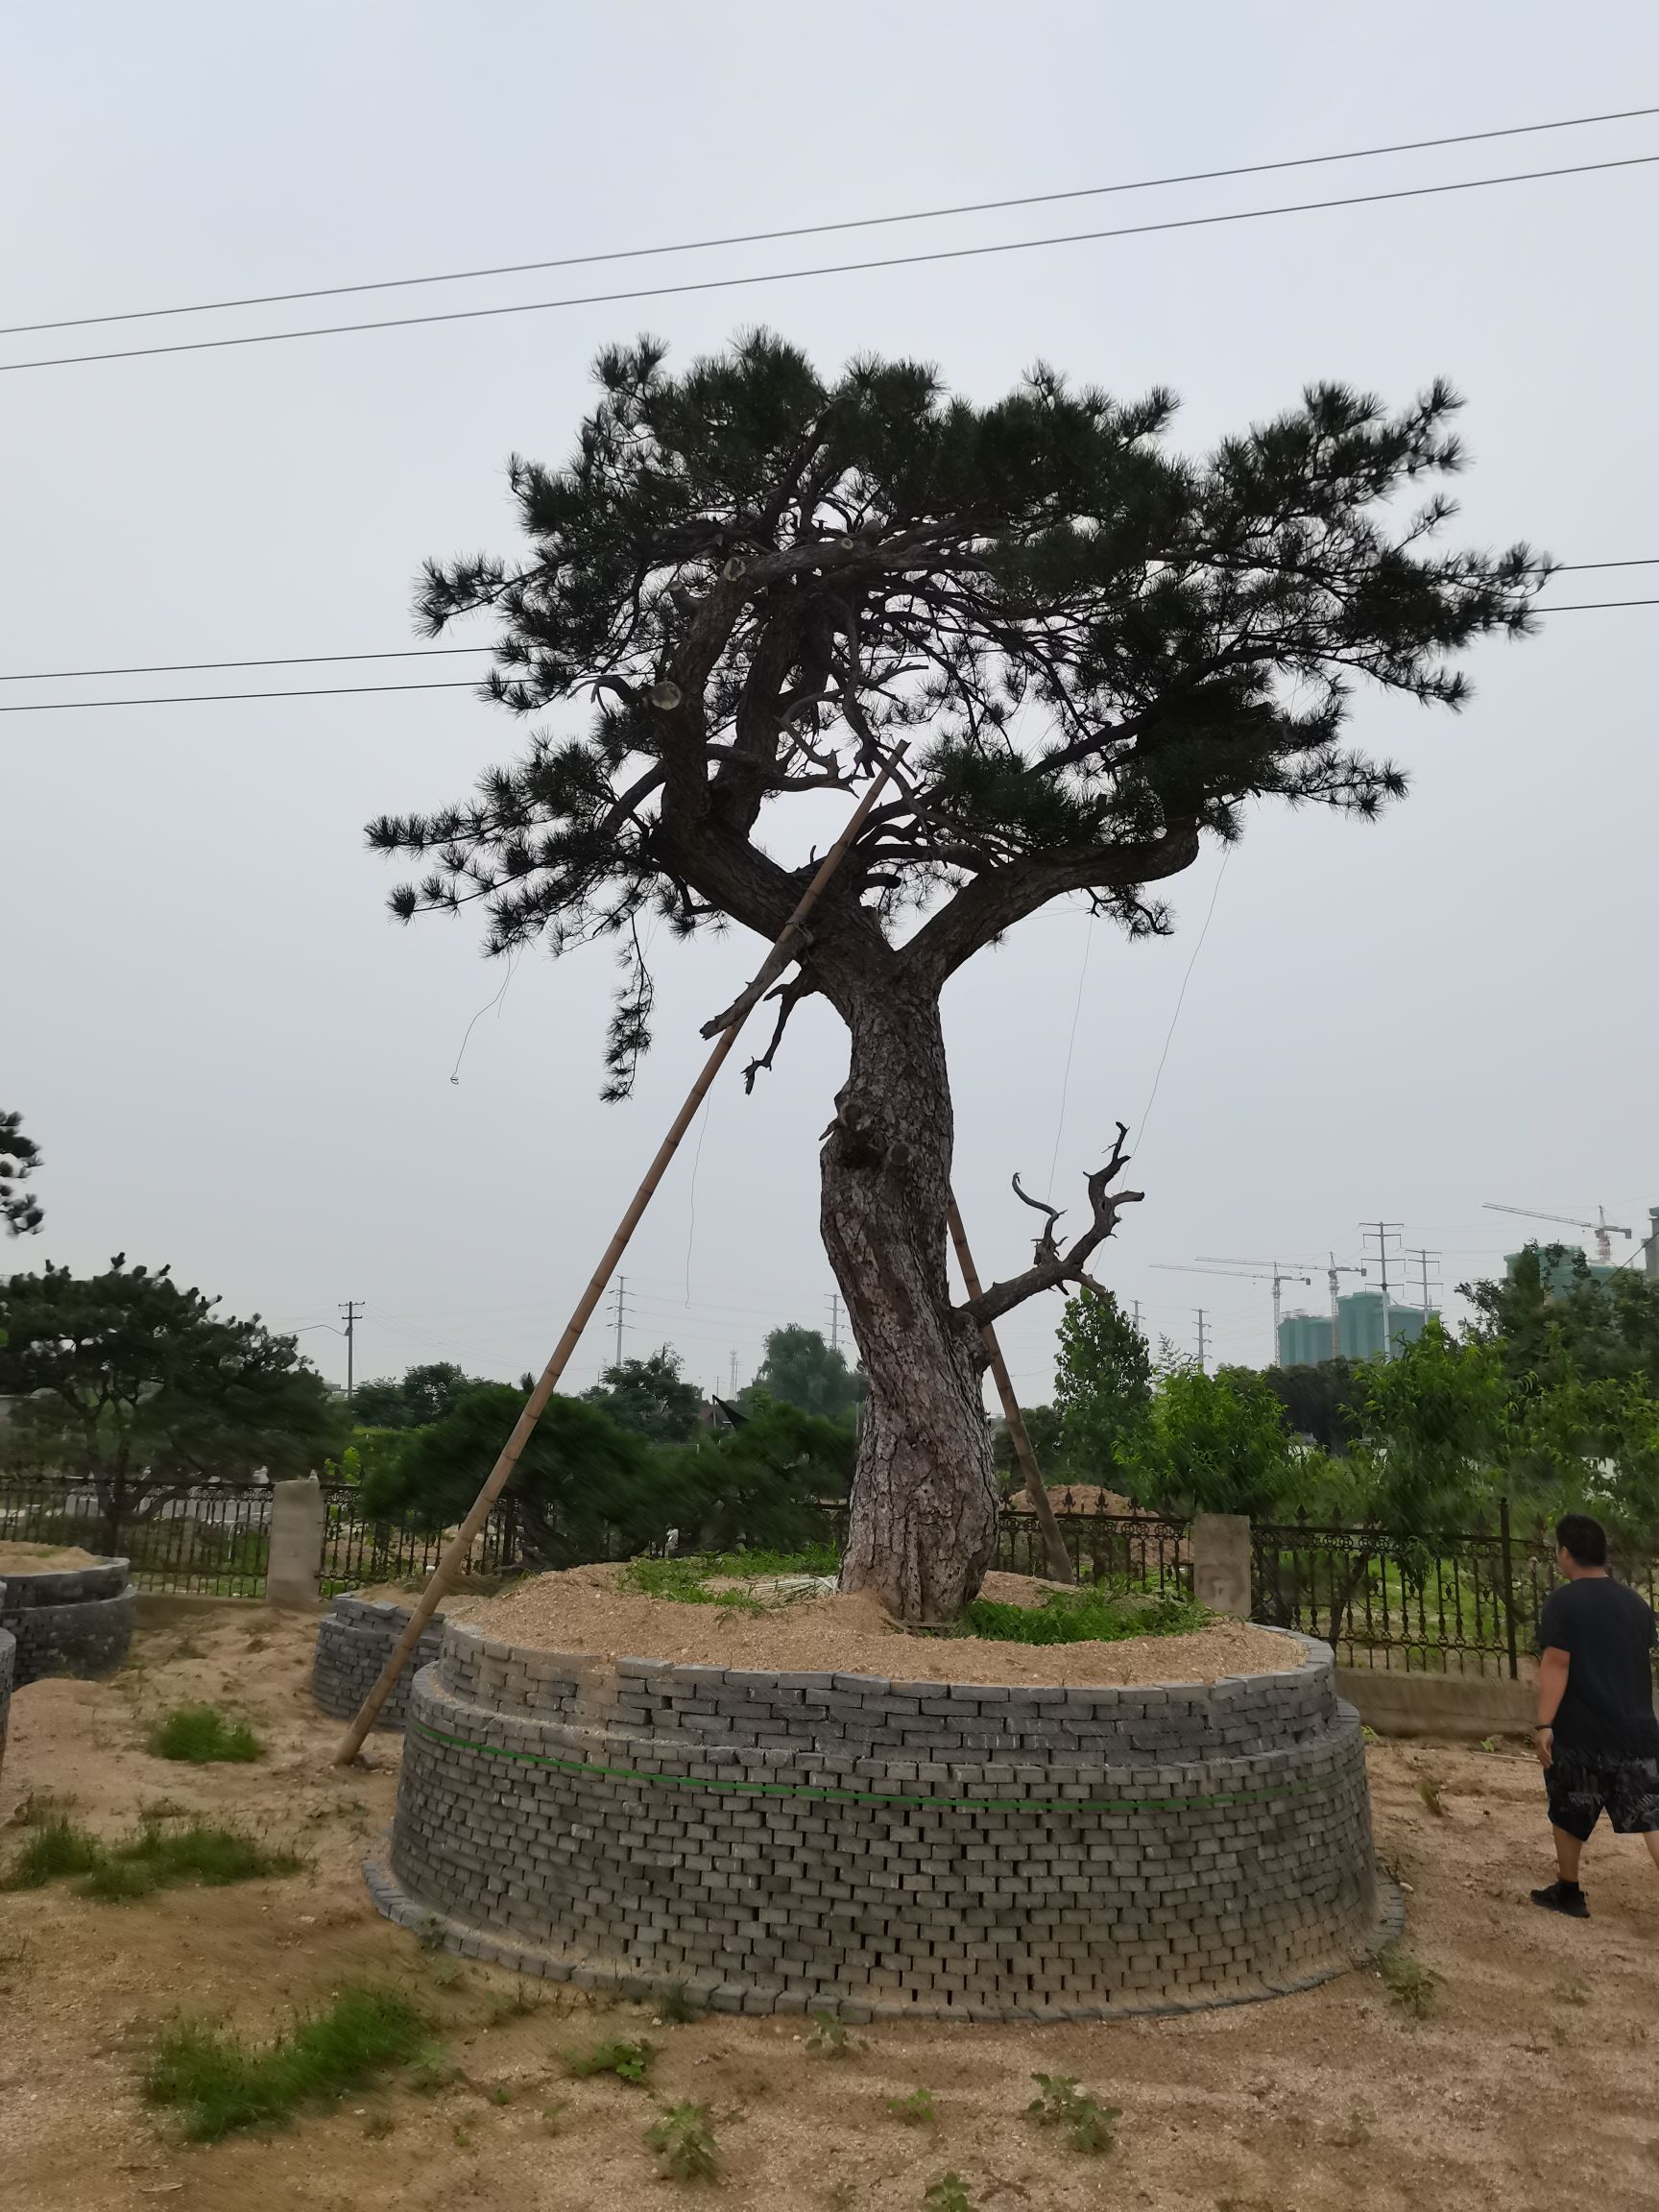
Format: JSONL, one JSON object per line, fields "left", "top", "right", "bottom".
{"left": 412, "top": 1719, "right": 1333, "bottom": 1815}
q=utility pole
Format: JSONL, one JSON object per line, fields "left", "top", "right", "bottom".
{"left": 607, "top": 1276, "right": 630, "bottom": 1366}
{"left": 1403, "top": 1246, "right": 1441, "bottom": 1320}
{"left": 826, "top": 1291, "right": 843, "bottom": 1353}
{"left": 729, "top": 1348, "right": 739, "bottom": 1396}
{"left": 1194, "top": 1308, "right": 1209, "bottom": 1370}
{"left": 1131, "top": 1299, "right": 1142, "bottom": 1334}
{"left": 338, "top": 1300, "right": 364, "bottom": 1405}
{"left": 1359, "top": 1224, "right": 1403, "bottom": 1358}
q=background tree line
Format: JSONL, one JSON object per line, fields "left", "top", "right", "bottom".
{"left": 1009, "top": 1242, "right": 1659, "bottom": 1546}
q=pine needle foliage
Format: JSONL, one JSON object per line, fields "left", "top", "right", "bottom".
{"left": 371, "top": 332, "right": 1547, "bottom": 1100}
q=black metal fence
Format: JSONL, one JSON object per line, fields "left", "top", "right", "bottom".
{"left": 997, "top": 1503, "right": 1191, "bottom": 1598}
{"left": 0, "top": 1477, "right": 272, "bottom": 1598}
{"left": 1251, "top": 1503, "right": 1659, "bottom": 1677}
{"left": 318, "top": 1484, "right": 523, "bottom": 1598}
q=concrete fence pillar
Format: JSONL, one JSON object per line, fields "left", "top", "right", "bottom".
{"left": 1190, "top": 1513, "right": 1252, "bottom": 1619}
{"left": 267, "top": 1476, "right": 325, "bottom": 1609}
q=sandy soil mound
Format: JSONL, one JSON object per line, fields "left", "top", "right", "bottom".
{"left": 0, "top": 1541, "right": 105, "bottom": 1573}
{"left": 475, "top": 1563, "right": 1298, "bottom": 1684}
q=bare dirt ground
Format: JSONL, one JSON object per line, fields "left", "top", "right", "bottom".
{"left": 2, "top": 1604, "right": 1658, "bottom": 2212}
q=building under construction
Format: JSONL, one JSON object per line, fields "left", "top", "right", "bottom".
{"left": 1277, "top": 1291, "right": 1432, "bottom": 1366}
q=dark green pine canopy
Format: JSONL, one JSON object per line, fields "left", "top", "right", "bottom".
{"left": 370, "top": 330, "right": 1547, "bottom": 1094}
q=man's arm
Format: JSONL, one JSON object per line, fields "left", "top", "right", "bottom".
{"left": 1536, "top": 1646, "right": 1571, "bottom": 1767}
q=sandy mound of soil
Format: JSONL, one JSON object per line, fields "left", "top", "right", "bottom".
{"left": 0, "top": 1541, "right": 104, "bottom": 1573}
{"left": 475, "top": 1564, "right": 1299, "bottom": 1685}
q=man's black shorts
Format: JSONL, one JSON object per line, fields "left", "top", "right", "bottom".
{"left": 1545, "top": 1744, "right": 1659, "bottom": 1840}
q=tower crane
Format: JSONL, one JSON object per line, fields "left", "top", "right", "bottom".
{"left": 1482, "top": 1203, "right": 1632, "bottom": 1268}
{"left": 1152, "top": 1261, "right": 1310, "bottom": 1366}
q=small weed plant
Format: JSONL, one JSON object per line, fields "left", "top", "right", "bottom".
{"left": 959, "top": 1584, "right": 1206, "bottom": 1646}
{"left": 148, "top": 1705, "right": 264, "bottom": 1764}
{"left": 888, "top": 2086, "right": 937, "bottom": 2126}
{"left": 1026, "top": 2073, "right": 1120, "bottom": 2153}
{"left": 1416, "top": 1776, "right": 1446, "bottom": 1818}
{"left": 923, "top": 2176, "right": 975, "bottom": 2212}
{"left": 6, "top": 1788, "right": 77, "bottom": 1828}
{"left": 564, "top": 2035, "right": 654, "bottom": 2084}
{"left": 142, "top": 1985, "right": 430, "bottom": 2141}
{"left": 806, "top": 2009, "right": 853, "bottom": 2056}
{"left": 646, "top": 2100, "right": 719, "bottom": 2181}
{"left": 1376, "top": 1942, "right": 1441, "bottom": 2021}
{"left": 657, "top": 1981, "right": 702, "bottom": 2024}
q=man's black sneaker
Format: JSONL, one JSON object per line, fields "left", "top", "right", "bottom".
{"left": 1530, "top": 1880, "right": 1590, "bottom": 1918}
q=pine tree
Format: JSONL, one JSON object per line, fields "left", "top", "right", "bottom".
{"left": 371, "top": 331, "right": 1546, "bottom": 1621}
{"left": 1, "top": 1110, "right": 43, "bottom": 1238}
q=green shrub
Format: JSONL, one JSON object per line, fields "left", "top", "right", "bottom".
{"left": 620, "top": 1547, "right": 838, "bottom": 1612}
{"left": 1025, "top": 2072, "right": 1120, "bottom": 2153}
{"left": 142, "top": 1985, "right": 430, "bottom": 2141}
{"left": 923, "top": 2176, "right": 975, "bottom": 2211}
{"left": 805, "top": 2009, "right": 852, "bottom": 2056}
{"left": 959, "top": 1585, "right": 1206, "bottom": 1646}
{"left": 563, "top": 2036, "right": 654, "bottom": 2083}
{"left": 645, "top": 2100, "right": 719, "bottom": 2181}
{"left": 147, "top": 1706, "right": 264, "bottom": 1764}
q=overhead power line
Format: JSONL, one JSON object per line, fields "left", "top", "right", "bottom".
{"left": 0, "top": 563, "right": 1651, "bottom": 692}
{"left": 5, "top": 152, "right": 1656, "bottom": 376}
{"left": 0, "top": 600, "right": 1652, "bottom": 715}
{"left": 5, "top": 103, "right": 1652, "bottom": 340}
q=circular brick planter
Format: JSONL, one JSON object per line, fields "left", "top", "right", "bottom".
{"left": 312, "top": 1594, "right": 446, "bottom": 1730}
{"left": 368, "top": 1619, "right": 1384, "bottom": 2022}
{"left": 0, "top": 1558, "right": 134, "bottom": 1687}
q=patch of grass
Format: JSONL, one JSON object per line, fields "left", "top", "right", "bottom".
{"left": 5, "top": 1815, "right": 105, "bottom": 1888}
{"left": 563, "top": 2035, "right": 654, "bottom": 2084}
{"left": 657, "top": 1981, "right": 702, "bottom": 2024}
{"left": 1026, "top": 2072, "right": 1120, "bottom": 2153}
{"left": 406, "top": 2048, "right": 466, "bottom": 2095}
{"left": 142, "top": 1984, "right": 430, "bottom": 2141}
{"left": 923, "top": 2176, "right": 976, "bottom": 2212}
{"left": 363, "top": 2110, "right": 396, "bottom": 2138}
{"left": 1360, "top": 1723, "right": 1380, "bottom": 1745}
{"left": 488, "top": 2084, "right": 512, "bottom": 2105}
{"left": 541, "top": 2098, "right": 569, "bottom": 2133}
{"left": 1375, "top": 1942, "right": 1441, "bottom": 2021}
{"left": 888, "top": 2086, "right": 937, "bottom": 2126}
{"left": 619, "top": 1548, "right": 837, "bottom": 1611}
{"left": 147, "top": 1705, "right": 264, "bottom": 1763}
{"left": 5, "top": 1813, "right": 302, "bottom": 1900}
{"left": 645, "top": 2101, "right": 718, "bottom": 2182}
{"left": 1416, "top": 1775, "right": 1446, "bottom": 1818}
{"left": 958, "top": 1584, "right": 1207, "bottom": 1646}
{"left": 806, "top": 2009, "right": 853, "bottom": 2056}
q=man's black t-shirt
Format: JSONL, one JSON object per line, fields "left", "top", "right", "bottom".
{"left": 1537, "top": 1575, "right": 1659, "bottom": 1757}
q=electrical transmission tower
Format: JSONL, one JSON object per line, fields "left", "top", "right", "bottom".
{"left": 1194, "top": 1308, "right": 1209, "bottom": 1370}
{"left": 1359, "top": 1224, "right": 1404, "bottom": 1358}
{"left": 826, "top": 1291, "right": 843, "bottom": 1352}
{"left": 1403, "top": 1245, "right": 1442, "bottom": 1320}
{"left": 606, "top": 1276, "right": 630, "bottom": 1365}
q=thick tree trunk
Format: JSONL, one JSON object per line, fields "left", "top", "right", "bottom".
{"left": 823, "top": 982, "right": 998, "bottom": 1623}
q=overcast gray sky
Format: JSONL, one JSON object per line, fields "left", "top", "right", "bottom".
{"left": 3, "top": 3, "right": 1656, "bottom": 1408}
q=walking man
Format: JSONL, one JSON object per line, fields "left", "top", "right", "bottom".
{"left": 1531, "top": 1512, "right": 1659, "bottom": 1917}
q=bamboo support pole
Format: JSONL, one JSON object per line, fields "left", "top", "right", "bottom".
{"left": 334, "top": 749, "right": 905, "bottom": 1763}
{"left": 947, "top": 1193, "right": 1076, "bottom": 1587}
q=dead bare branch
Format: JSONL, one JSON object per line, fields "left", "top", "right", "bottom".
{"left": 961, "top": 1121, "right": 1142, "bottom": 1328}
{"left": 741, "top": 973, "right": 813, "bottom": 1093}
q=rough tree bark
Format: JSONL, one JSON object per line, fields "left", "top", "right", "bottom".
{"left": 819, "top": 981, "right": 998, "bottom": 1624}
